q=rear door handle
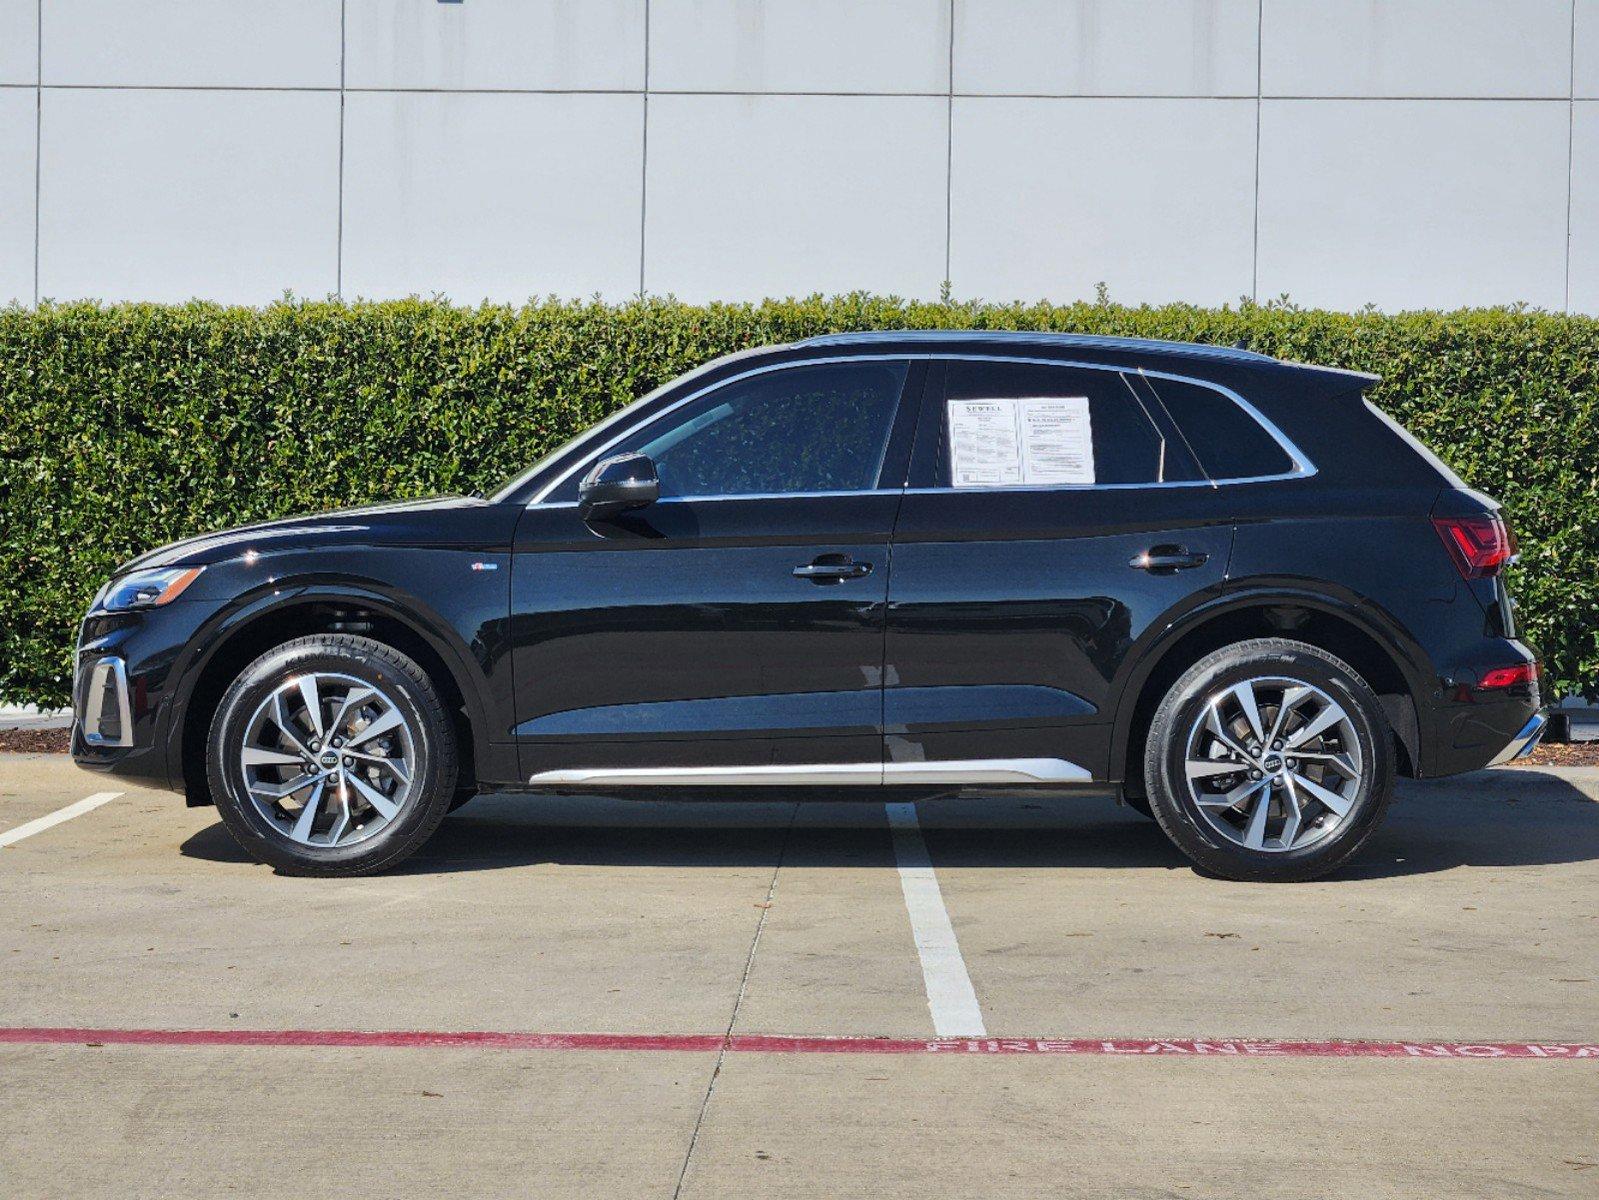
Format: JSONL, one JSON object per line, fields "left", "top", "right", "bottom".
{"left": 1130, "top": 546, "right": 1209, "bottom": 572}
{"left": 793, "top": 554, "right": 873, "bottom": 583}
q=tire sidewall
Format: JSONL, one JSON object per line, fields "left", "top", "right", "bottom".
{"left": 1146, "top": 641, "right": 1393, "bottom": 881}
{"left": 207, "top": 638, "right": 453, "bottom": 874}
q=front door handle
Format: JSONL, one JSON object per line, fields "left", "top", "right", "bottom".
{"left": 1130, "top": 545, "right": 1210, "bottom": 573}
{"left": 793, "top": 554, "right": 873, "bottom": 583}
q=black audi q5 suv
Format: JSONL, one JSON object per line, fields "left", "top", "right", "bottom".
{"left": 72, "top": 331, "right": 1544, "bottom": 881}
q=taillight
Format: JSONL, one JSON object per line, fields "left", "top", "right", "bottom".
{"left": 1432, "top": 513, "right": 1516, "bottom": 579}
{"left": 1478, "top": 662, "right": 1537, "bottom": 690}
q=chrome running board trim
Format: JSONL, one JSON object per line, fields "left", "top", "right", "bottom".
{"left": 527, "top": 757, "right": 1091, "bottom": 788}
{"left": 884, "top": 758, "right": 1091, "bottom": 784}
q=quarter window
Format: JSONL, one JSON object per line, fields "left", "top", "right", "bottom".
{"left": 618, "top": 361, "right": 908, "bottom": 499}
{"left": 1142, "top": 376, "right": 1294, "bottom": 480}
{"left": 938, "top": 361, "right": 1200, "bottom": 487}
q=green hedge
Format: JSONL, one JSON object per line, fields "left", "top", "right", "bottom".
{"left": 2, "top": 296, "right": 1597, "bottom": 707}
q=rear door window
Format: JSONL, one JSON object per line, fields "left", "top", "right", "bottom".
{"left": 928, "top": 361, "right": 1202, "bottom": 487}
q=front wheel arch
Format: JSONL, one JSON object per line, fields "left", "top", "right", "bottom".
{"left": 177, "top": 591, "right": 482, "bottom": 807}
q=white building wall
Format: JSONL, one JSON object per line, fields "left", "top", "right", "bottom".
{"left": 1, "top": 0, "right": 1595, "bottom": 312}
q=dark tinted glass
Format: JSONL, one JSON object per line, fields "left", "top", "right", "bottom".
{"left": 1145, "top": 377, "right": 1293, "bottom": 480}
{"left": 628, "top": 361, "right": 907, "bottom": 498}
{"left": 940, "top": 361, "right": 1196, "bottom": 486}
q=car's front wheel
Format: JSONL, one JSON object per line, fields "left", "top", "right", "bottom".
{"left": 207, "top": 634, "right": 457, "bottom": 876}
{"left": 1142, "top": 638, "right": 1394, "bottom": 882}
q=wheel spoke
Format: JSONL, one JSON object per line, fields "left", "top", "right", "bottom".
{"left": 241, "top": 747, "right": 304, "bottom": 768}
{"left": 1285, "top": 703, "right": 1344, "bottom": 750}
{"left": 270, "top": 691, "right": 313, "bottom": 756}
{"left": 328, "top": 686, "right": 376, "bottom": 739}
{"left": 1241, "top": 785, "right": 1273, "bottom": 849}
{"left": 1186, "top": 758, "right": 1243, "bottom": 781}
{"left": 296, "top": 676, "right": 325, "bottom": 740}
{"left": 1289, "top": 769, "right": 1353, "bottom": 818}
{"left": 344, "top": 770, "right": 399, "bottom": 821}
{"left": 346, "top": 748, "right": 410, "bottom": 786}
{"left": 1290, "top": 749, "right": 1361, "bottom": 779}
{"left": 1277, "top": 777, "right": 1304, "bottom": 849}
{"left": 249, "top": 771, "right": 322, "bottom": 800}
{"left": 1266, "top": 685, "right": 1312, "bottom": 746}
{"left": 290, "top": 779, "right": 326, "bottom": 842}
{"left": 325, "top": 781, "right": 351, "bottom": 845}
{"left": 1197, "top": 777, "right": 1268, "bottom": 810}
{"left": 1229, "top": 682, "right": 1266, "bottom": 743}
{"left": 1204, "top": 704, "right": 1252, "bottom": 760}
{"left": 344, "top": 706, "right": 405, "bottom": 748}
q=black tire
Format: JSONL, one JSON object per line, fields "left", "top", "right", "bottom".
{"left": 207, "top": 634, "right": 457, "bottom": 876}
{"left": 1142, "top": 638, "right": 1393, "bottom": 883}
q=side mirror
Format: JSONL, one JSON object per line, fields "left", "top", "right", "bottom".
{"left": 578, "top": 452, "right": 659, "bottom": 521}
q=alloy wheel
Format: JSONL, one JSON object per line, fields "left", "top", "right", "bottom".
{"left": 238, "top": 672, "right": 416, "bottom": 848}
{"left": 1182, "top": 675, "right": 1364, "bottom": 854}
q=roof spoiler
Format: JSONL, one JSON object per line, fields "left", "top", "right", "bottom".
{"left": 1278, "top": 360, "right": 1382, "bottom": 387}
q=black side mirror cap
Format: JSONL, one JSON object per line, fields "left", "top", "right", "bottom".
{"left": 578, "top": 452, "right": 660, "bottom": 521}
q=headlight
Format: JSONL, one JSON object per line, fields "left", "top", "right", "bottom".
{"left": 101, "top": 566, "right": 205, "bottom": 611}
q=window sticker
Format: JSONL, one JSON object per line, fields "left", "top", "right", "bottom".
{"left": 947, "top": 396, "right": 1095, "bottom": 487}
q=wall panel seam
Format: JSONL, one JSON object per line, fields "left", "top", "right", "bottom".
{"left": 32, "top": 0, "right": 41, "bottom": 305}
{"left": 336, "top": 0, "right": 346, "bottom": 299}
{"left": 1565, "top": 0, "right": 1577, "bottom": 311}
{"left": 1251, "top": 0, "right": 1262, "bottom": 302}
{"left": 639, "top": 0, "right": 650, "bottom": 296}
{"left": 944, "top": 0, "right": 954, "bottom": 290}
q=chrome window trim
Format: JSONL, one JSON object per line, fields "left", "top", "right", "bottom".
{"left": 527, "top": 757, "right": 1092, "bottom": 788}
{"left": 526, "top": 352, "right": 1315, "bottom": 506}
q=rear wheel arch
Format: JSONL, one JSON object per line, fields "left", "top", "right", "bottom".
{"left": 1112, "top": 593, "right": 1427, "bottom": 793}
{"left": 177, "top": 590, "right": 483, "bottom": 807}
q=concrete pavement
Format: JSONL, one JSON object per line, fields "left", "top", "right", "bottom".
{"left": 0, "top": 754, "right": 1595, "bottom": 1197}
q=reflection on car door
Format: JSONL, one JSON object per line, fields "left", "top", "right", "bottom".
{"left": 884, "top": 359, "right": 1235, "bottom": 781}
{"left": 509, "top": 359, "right": 923, "bottom": 785}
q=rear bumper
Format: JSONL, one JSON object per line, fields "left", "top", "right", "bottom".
{"left": 1487, "top": 712, "right": 1547, "bottom": 767}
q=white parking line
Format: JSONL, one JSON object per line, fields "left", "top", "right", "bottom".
{"left": 885, "top": 802, "right": 987, "bottom": 1038}
{"left": 0, "top": 792, "right": 124, "bottom": 848}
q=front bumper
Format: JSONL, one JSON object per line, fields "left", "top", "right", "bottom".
{"left": 71, "top": 600, "right": 215, "bottom": 792}
{"left": 1487, "top": 712, "right": 1548, "bottom": 766}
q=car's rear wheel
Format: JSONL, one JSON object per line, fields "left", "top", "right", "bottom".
{"left": 207, "top": 634, "right": 457, "bottom": 876}
{"left": 1142, "top": 638, "right": 1393, "bottom": 882}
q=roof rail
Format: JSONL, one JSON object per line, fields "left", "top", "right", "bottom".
{"left": 796, "top": 329, "right": 1279, "bottom": 364}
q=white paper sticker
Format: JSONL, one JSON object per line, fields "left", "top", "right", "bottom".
{"left": 947, "top": 396, "right": 1094, "bottom": 487}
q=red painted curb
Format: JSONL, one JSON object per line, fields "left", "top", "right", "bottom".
{"left": 0, "top": 1027, "right": 1595, "bottom": 1059}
